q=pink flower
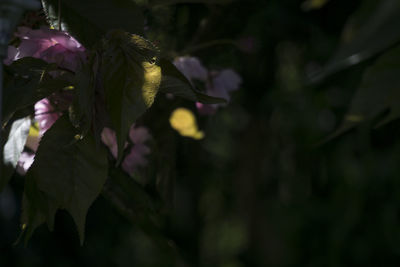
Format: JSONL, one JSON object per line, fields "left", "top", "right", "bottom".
{"left": 40, "top": 44, "right": 84, "bottom": 71}
{"left": 34, "top": 98, "right": 60, "bottom": 136}
{"left": 173, "top": 56, "right": 242, "bottom": 115}
{"left": 121, "top": 144, "right": 151, "bottom": 175}
{"left": 173, "top": 56, "right": 208, "bottom": 82}
{"left": 5, "top": 26, "right": 85, "bottom": 71}
{"left": 16, "top": 152, "right": 35, "bottom": 175}
{"left": 3, "top": 46, "right": 18, "bottom": 65}
{"left": 207, "top": 69, "right": 242, "bottom": 101}
{"left": 16, "top": 99, "right": 60, "bottom": 176}
{"left": 101, "top": 125, "right": 152, "bottom": 175}
{"left": 129, "top": 126, "right": 151, "bottom": 144}
{"left": 122, "top": 126, "right": 151, "bottom": 175}
{"left": 197, "top": 69, "right": 242, "bottom": 114}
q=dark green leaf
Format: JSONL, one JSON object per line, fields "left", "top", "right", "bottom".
{"left": 103, "top": 167, "right": 180, "bottom": 259}
{"left": 41, "top": 0, "right": 144, "bottom": 48}
{"left": 7, "top": 57, "right": 55, "bottom": 76}
{"left": 311, "top": 0, "right": 400, "bottom": 82}
{"left": 3, "top": 58, "right": 72, "bottom": 126}
{"left": 22, "top": 115, "right": 108, "bottom": 244}
{"left": 326, "top": 44, "right": 400, "bottom": 140}
{"left": 101, "top": 31, "right": 161, "bottom": 163}
{"left": 69, "top": 56, "right": 98, "bottom": 133}
{"left": 194, "top": 90, "right": 228, "bottom": 104}
{"left": 20, "top": 174, "right": 59, "bottom": 244}
{"left": 159, "top": 58, "right": 226, "bottom": 104}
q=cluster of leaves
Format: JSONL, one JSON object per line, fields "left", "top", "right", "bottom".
{"left": 313, "top": 0, "right": 400, "bottom": 139}
{"left": 1, "top": 0, "right": 224, "bottom": 246}
{"left": 4, "top": 0, "right": 400, "bottom": 266}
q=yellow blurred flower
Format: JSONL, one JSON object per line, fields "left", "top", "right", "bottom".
{"left": 169, "top": 108, "right": 204, "bottom": 140}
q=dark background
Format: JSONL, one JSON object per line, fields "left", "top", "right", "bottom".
{"left": 2, "top": 0, "right": 400, "bottom": 266}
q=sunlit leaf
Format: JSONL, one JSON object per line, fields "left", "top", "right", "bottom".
{"left": 25, "top": 123, "right": 40, "bottom": 152}
{"left": 100, "top": 30, "right": 161, "bottom": 163}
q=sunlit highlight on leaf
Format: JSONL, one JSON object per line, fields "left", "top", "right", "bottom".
{"left": 142, "top": 60, "right": 161, "bottom": 107}
{"left": 25, "top": 122, "right": 40, "bottom": 152}
{"left": 29, "top": 122, "right": 40, "bottom": 138}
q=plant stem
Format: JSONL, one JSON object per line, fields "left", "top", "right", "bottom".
{"left": 181, "top": 39, "right": 237, "bottom": 54}
{"left": 58, "top": 0, "right": 61, "bottom": 31}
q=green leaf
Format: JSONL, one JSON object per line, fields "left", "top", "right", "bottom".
{"left": 100, "top": 31, "right": 161, "bottom": 163}
{"left": 20, "top": 174, "right": 59, "bottom": 244}
{"left": 311, "top": 0, "right": 400, "bottom": 82}
{"left": 159, "top": 58, "right": 226, "bottom": 104}
{"left": 103, "top": 167, "right": 179, "bottom": 256}
{"left": 326, "top": 44, "right": 400, "bottom": 140}
{"left": 41, "top": 0, "right": 144, "bottom": 48}
{"left": 69, "top": 56, "right": 98, "bottom": 133}
{"left": 194, "top": 90, "right": 227, "bottom": 104}
{"left": 7, "top": 57, "right": 54, "bottom": 76}
{"left": 22, "top": 115, "right": 108, "bottom": 244}
{"left": 0, "top": 117, "right": 31, "bottom": 191}
{"left": 3, "top": 57, "right": 72, "bottom": 126}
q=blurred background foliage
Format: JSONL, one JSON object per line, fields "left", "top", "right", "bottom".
{"left": 3, "top": 0, "right": 400, "bottom": 266}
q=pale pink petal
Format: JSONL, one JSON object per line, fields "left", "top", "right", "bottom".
{"left": 17, "top": 39, "right": 48, "bottom": 58}
{"left": 16, "top": 152, "right": 35, "bottom": 175}
{"left": 122, "top": 126, "right": 152, "bottom": 175}
{"left": 173, "top": 56, "right": 208, "bottom": 82}
{"left": 10, "top": 27, "right": 86, "bottom": 70}
{"left": 51, "top": 34, "right": 84, "bottom": 52}
{"left": 102, "top": 125, "right": 151, "bottom": 173}
{"left": 133, "top": 143, "right": 151, "bottom": 156}
{"left": 34, "top": 98, "right": 60, "bottom": 135}
{"left": 212, "top": 69, "right": 242, "bottom": 93}
{"left": 101, "top": 127, "right": 118, "bottom": 158}
{"left": 121, "top": 144, "right": 150, "bottom": 175}
{"left": 14, "top": 26, "right": 31, "bottom": 38}
{"left": 204, "top": 69, "right": 242, "bottom": 104}
{"left": 3, "top": 46, "right": 18, "bottom": 65}
{"left": 129, "top": 126, "right": 151, "bottom": 144}
{"left": 40, "top": 44, "right": 68, "bottom": 65}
